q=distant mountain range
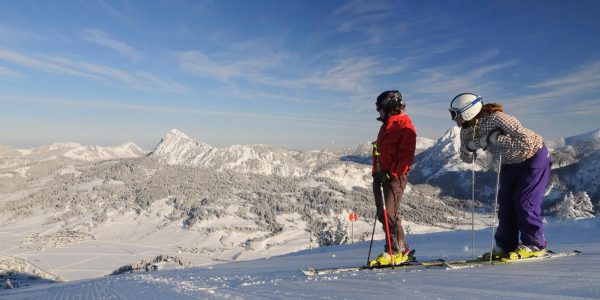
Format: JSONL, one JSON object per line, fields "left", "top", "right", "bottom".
{"left": 1, "top": 127, "right": 597, "bottom": 219}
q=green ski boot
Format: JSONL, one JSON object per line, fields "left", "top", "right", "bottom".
{"left": 507, "top": 245, "right": 547, "bottom": 260}
{"left": 369, "top": 250, "right": 410, "bottom": 267}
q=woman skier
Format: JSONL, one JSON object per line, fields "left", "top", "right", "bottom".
{"left": 449, "top": 92, "right": 551, "bottom": 260}
{"left": 369, "top": 90, "right": 416, "bottom": 267}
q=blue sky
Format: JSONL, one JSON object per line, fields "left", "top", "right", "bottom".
{"left": 1, "top": 0, "right": 599, "bottom": 150}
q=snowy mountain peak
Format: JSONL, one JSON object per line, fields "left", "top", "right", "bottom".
{"left": 119, "top": 142, "right": 145, "bottom": 153}
{"left": 439, "top": 126, "right": 461, "bottom": 146}
{"left": 410, "top": 126, "right": 490, "bottom": 195}
{"left": 424, "top": 126, "right": 463, "bottom": 158}
{"left": 166, "top": 129, "right": 190, "bottom": 141}
{"left": 150, "top": 130, "right": 308, "bottom": 176}
{"left": 151, "top": 129, "right": 214, "bottom": 165}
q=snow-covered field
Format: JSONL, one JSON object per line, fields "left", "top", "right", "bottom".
{"left": 0, "top": 204, "right": 489, "bottom": 282}
{"left": 1, "top": 218, "right": 598, "bottom": 299}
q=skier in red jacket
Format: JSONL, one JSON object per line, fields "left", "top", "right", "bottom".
{"left": 369, "top": 90, "right": 417, "bottom": 267}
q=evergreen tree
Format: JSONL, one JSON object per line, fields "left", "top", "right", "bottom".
{"left": 557, "top": 192, "right": 595, "bottom": 220}
{"left": 308, "top": 217, "right": 349, "bottom": 247}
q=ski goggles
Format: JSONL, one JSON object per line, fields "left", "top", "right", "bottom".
{"left": 449, "top": 108, "right": 461, "bottom": 120}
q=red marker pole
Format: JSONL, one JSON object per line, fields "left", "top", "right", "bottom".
{"left": 380, "top": 183, "right": 394, "bottom": 268}
{"left": 349, "top": 212, "right": 358, "bottom": 244}
{"left": 351, "top": 213, "right": 354, "bottom": 244}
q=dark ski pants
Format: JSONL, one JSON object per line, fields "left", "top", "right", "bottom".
{"left": 495, "top": 145, "right": 551, "bottom": 251}
{"left": 373, "top": 174, "right": 408, "bottom": 254}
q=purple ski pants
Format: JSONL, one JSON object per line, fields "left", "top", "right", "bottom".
{"left": 495, "top": 145, "right": 551, "bottom": 251}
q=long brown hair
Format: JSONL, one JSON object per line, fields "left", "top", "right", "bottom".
{"left": 463, "top": 103, "right": 503, "bottom": 127}
{"left": 481, "top": 103, "right": 503, "bottom": 114}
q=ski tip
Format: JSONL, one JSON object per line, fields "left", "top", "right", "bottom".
{"left": 300, "top": 268, "right": 317, "bottom": 276}
{"left": 547, "top": 249, "right": 582, "bottom": 256}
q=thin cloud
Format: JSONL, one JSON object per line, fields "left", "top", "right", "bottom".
{"left": 509, "top": 60, "right": 600, "bottom": 109}
{"left": 0, "top": 65, "right": 24, "bottom": 79}
{"left": 97, "top": 0, "right": 133, "bottom": 25}
{"left": 175, "top": 35, "right": 289, "bottom": 82}
{"left": 227, "top": 89, "right": 318, "bottom": 105}
{"left": 136, "top": 72, "right": 186, "bottom": 92}
{"left": 0, "top": 48, "right": 94, "bottom": 78}
{"left": 411, "top": 59, "right": 517, "bottom": 96}
{"left": 53, "top": 57, "right": 135, "bottom": 83}
{"left": 332, "top": 0, "right": 389, "bottom": 16}
{"left": 256, "top": 57, "right": 374, "bottom": 92}
{"left": 82, "top": 29, "right": 142, "bottom": 60}
{"left": 257, "top": 52, "right": 410, "bottom": 95}
{"left": 331, "top": 0, "right": 397, "bottom": 45}
{"left": 564, "top": 98, "right": 600, "bottom": 116}
{"left": 0, "top": 24, "right": 43, "bottom": 44}
{"left": 176, "top": 50, "right": 237, "bottom": 80}
{"left": 0, "top": 48, "right": 184, "bottom": 92}
{"left": 528, "top": 60, "right": 600, "bottom": 91}
{"left": 1, "top": 95, "right": 370, "bottom": 129}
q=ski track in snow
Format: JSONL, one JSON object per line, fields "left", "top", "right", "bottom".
{"left": 1, "top": 218, "right": 599, "bottom": 299}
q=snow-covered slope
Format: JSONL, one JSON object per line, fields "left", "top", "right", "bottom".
{"left": 1, "top": 142, "right": 145, "bottom": 163}
{"left": 552, "top": 150, "right": 600, "bottom": 207}
{"left": 409, "top": 126, "right": 495, "bottom": 200}
{"left": 547, "top": 128, "right": 600, "bottom": 209}
{"left": 19, "top": 142, "right": 145, "bottom": 161}
{"left": 548, "top": 128, "right": 600, "bottom": 158}
{"left": 62, "top": 142, "right": 145, "bottom": 161}
{"left": 547, "top": 128, "right": 600, "bottom": 169}
{"left": 0, "top": 256, "right": 66, "bottom": 290}
{"left": 0, "top": 141, "right": 146, "bottom": 180}
{"left": 415, "top": 136, "right": 436, "bottom": 153}
{"left": 2, "top": 218, "right": 599, "bottom": 299}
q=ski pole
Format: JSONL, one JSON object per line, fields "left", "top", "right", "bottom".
{"left": 371, "top": 141, "right": 394, "bottom": 267}
{"left": 381, "top": 183, "right": 395, "bottom": 268}
{"left": 471, "top": 153, "right": 476, "bottom": 261}
{"left": 471, "top": 121, "right": 478, "bottom": 261}
{"left": 490, "top": 154, "right": 502, "bottom": 264}
{"left": 366, "top": 213, "right": 377, "bottom": 266}
{"left": 367, "top": 141, "right": 380, "bottom": 266}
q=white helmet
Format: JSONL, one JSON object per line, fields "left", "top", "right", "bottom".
{"left": 449, "top": 93, "right": 483, "bottom": 121}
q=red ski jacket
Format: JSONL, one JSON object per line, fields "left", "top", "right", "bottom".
{"left": 372, "top": 113, "right": 416, "bottom": 179}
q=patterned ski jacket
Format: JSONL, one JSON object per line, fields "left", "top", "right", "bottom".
{"left": 372, "top": 113, "right": 417, "bottom": 178}
{"left": 459, "top": 111, "right": 543, "bottom": 165}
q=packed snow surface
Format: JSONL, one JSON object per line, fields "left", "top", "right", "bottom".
{"left": 1, "top": 218, "right": 599, "bottom": 299}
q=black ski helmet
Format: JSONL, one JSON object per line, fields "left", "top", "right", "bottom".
{"left": 376, "top": 90, "right": 404, "bottom": 113}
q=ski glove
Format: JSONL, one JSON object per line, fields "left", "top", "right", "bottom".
{"left": 461, "top": 140, "right": 478, "bottom": 155}
{"left": 373, "top": 172, "right": 393, "bottom": 184}
{"left": 480, "top": 129, "right": 503, "bottom": 150}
